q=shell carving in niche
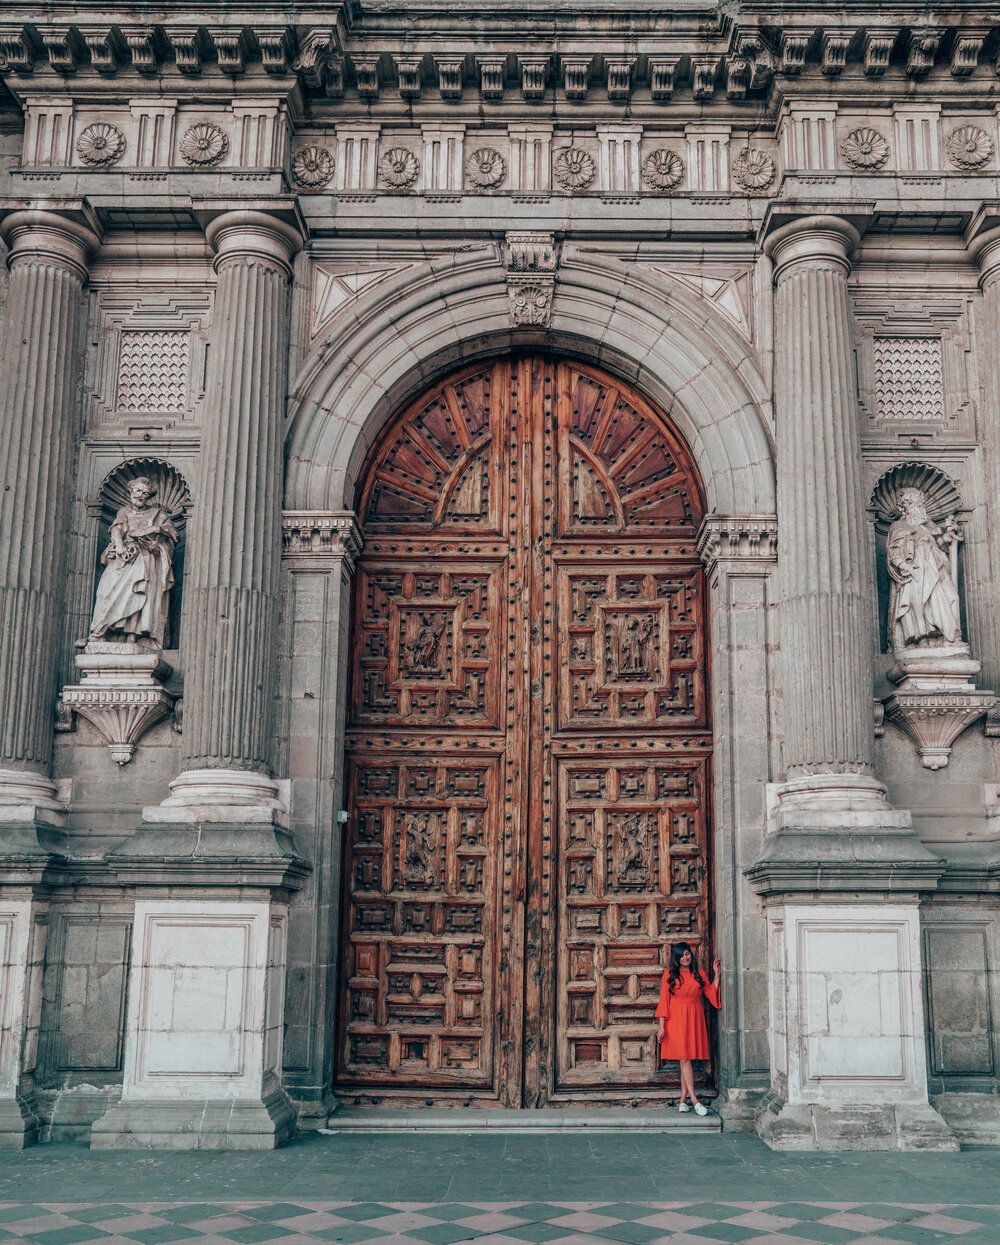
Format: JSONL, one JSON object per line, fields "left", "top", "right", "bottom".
{"left": 870, "top": 461, "right": 962, "bottom": 532}
{"left": 553, "top": 147, "right": 596, "bottom": 191}
{"left": 945, "top": 125, "right": 993, "bottom": 170}
{"left": 179, "top": 123, "right": 229, "bottom": 167}
{"left": 292, "top": 145, "right": 335, "bottom": 187}
{"left": 76, "top": 122, "right": 126, "bottom": 166}
{"left": 378, "top": 146, "right": 420, "bottom": 188}
{"left": 466, "top": 147, "right": 507, "bottom": 189}
{"left": 732, "top": 147, "right": 776, "bottom": 190}
{"left": 840, "top": 127, "right": 890, "bottom": 169}
{"left": 641, "top": 149, "right": 683, "bottom": 190}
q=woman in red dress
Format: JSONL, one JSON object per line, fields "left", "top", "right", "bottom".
{"left": 655, "top": 942, "right": 721, "bottom": 1115}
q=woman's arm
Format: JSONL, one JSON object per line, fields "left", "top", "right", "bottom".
{"left": 703, "top": 958, "right": 722, "bottom": 1010}
{"left": 654, "top": 970, "right": 670, "bottom": 1036}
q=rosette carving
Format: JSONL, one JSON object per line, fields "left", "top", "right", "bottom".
{"left": 466, "top": 147, "right": 507, "bottom": 189}
{"left": 840, "top": 127, "right": 890, "bottom": 169}
{"left": 292, "top": 145, "right": 335, "bottom": 187}
{"left": 641, "top": 149, "right": 683, "bottom": 190}
{"left": 732, "top": 147, "right": 775, "bottom": 190}
{"left": 378, "top": 146, "right": 420, "bottom": 188}
{"left": 179, "top": 123, "right": 229, "bottom": 167}
{"left": 76, "top": 122, "right": 126, "bottom": 167}
{"left": 945, "top": 125, "right": 993, "bottom": 170}
{"left": 553, "top": 147, "right": 596, "bottom": 191}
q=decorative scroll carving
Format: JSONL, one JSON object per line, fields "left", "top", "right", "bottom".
{"left": 503, "top": 230, "right": 558, "bottom": 328}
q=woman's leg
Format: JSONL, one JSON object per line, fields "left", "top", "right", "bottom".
{"left": 679, "top": 1059, "right": 693, "bottom": 1103}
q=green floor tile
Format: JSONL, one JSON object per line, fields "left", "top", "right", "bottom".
{"left": 773, "top": 1225, "right": 864, "bottom": 1244}
{"left": 318, "top": 1206, "right": 400, "bottom": 1223}
{"left": 0, "top": 1207, "right": 52, "bottom": 1224}
{"left": 496, "top": 1227, "right": 576, "bottom": 1244}
{"left": 768, "top": 1206, "right": 853, "bottom": 1223}
{"left": 312, "top": 1228, "right": 392, "bottom": 1244}
{"left": 123, "top": 1228, "right": 203, "bottom": 1245}
{"left": 64, "top": 1207, "right": 138, "bottom": 1224}
{"left": 219, "top": 1226, "right": 298, "bottom": 1244}
{"left": 865, "top": 1226, "right": 965, "bottom": 1244}
{"left": 682, "top": 1226, "right": 768, "bottom": 1243}
{"left": 586, "top": 1224, "right": 665, "bottom": 1244}
{"left": 153, "top": 1206, "right": 237, "bottom": 1224}
{"left": 239, "top": 1206, "right": 314, "bottom": 1224}
{"left": 402, "top": 1226, "right": 485, "bottom": 1245}
{"left": 22, "top": 1230, "right": 110, "bottom": 1245}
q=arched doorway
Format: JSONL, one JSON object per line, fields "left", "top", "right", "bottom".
{"left": 337, "top": 356, "right": 712, "bottom": 1107}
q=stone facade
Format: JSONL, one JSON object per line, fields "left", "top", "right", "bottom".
{"left": 0, "top": 2, "right": 999, "bottom": 1151}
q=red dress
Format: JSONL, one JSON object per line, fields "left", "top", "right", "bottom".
{"left": 655, "top": 968, "right": 720, "bottom": 1060}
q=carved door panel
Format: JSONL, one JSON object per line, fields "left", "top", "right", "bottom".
{"left": 338, "top": 357, "right": 711, "bottom": 1105}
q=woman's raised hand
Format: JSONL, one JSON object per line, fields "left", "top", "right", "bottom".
{"left": 713, "top": 957, "right": 722, "bottom": 979}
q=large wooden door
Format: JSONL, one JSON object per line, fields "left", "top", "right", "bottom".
{"left": 337, "top": 357, "right": 712, "bottom": 1106}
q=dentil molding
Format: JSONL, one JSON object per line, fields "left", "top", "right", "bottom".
{"left": 281, "top": 511, "right": 363, "bottom": 569}
{"left": 696, "top": 515, "right": 778, "bottom": 573}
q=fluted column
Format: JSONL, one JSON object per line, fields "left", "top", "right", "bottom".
{"left": 0, "top": 211, "right": 98, "bottom": 822}
{"left": 166, "top": 211, "right": 300, "bottom": 811}
{"left": 967, "top": 225, "right": 1000, "bottom": 726}
{"left": 764, "top": 216, "right": 878, "bottom": 782}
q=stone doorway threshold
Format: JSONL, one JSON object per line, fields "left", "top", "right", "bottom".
{"left": 322, "top": 1108, "right": 721, "bottom": 1133}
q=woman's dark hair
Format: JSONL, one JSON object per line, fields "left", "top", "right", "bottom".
{"left": 667, "top": 941, "right": 703, "bottom": 994}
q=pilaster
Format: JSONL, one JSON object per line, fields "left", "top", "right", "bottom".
{"left": 278, "top": 511, "right": 361, "bottom": 1124}
{"left": 0, "top": 208, "right": 100, "bottom": 838}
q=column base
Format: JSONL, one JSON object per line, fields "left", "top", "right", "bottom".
{"left": 145, "top": 768, "right": 289, "bottom": 827}
{"left": 757, "top": 1096, "right": 958, "bottom": 1152}
{"left": 931, "top": 1092, "right": 1000, "bottom": 1145}
{"left": 0, "top": 1095, "right": 40, "bottom": 1150}
{"left": 0, "top": 770, "right": 67, "bottom": 833}
{"left": 90, "top": 1089, "right": 296, "bottom": 1151}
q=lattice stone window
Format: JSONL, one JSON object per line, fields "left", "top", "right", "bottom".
{"left": 872, "top": 336, "right": 946, "bottom": 422}
{"left": 115, "top": 329, "right": 190, "bottom": 413}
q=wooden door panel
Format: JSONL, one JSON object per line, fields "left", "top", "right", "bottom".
{"left": 555, "top": 562, "right": 707, "bottom": 731}
{"left": 339, "top": 355, "right": 711, "bottom": 1105}
{"left": 555, "top": 755, "right": 711, "bottom": 1089}
{"left": 340, "top": 755, "right": 499, "bottom": 1088}
{"left": 351, "top": 561, "right": 505, "bottom": 729}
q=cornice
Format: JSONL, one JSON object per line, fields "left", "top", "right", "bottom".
{"left": 3, "top": 12, "right": 1000, "bottom": 108}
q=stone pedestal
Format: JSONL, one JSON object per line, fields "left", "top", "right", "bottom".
{"left": 91, "top": 900, "right": 295, "bottom": 1150}
{"left": 884, "top": 644, "right": 993, "bottom": 770}
{"left": 60, "top": 642, "right": 175, "bottom": 766}
{"left": 752, "top": 209, "right": 953, "bottom": 1151}
{"left": 0, "top": 899, "right": 48, "bottom": 1148}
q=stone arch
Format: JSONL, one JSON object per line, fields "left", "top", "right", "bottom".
{"left": 285, "top": 251, "right": 775, "bottom": 517}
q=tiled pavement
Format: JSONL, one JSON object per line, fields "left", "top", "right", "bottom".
{"left": 0, "top": 1134, "right": 996, "bottom": 1245}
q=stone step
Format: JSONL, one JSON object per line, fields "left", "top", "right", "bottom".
{"left": 322, "top": 1108, "right": 722, "bottom": 1134}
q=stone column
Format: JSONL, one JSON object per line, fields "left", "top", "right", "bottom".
{"left": 967, "top": 221, "right": 1000, "bottom": 727}
{"left": 748, "top": 212, "right": 953, "bottom": 1153}
{"left": 161, "top": 210, "right": 301, "bottom": 815}
{"left": 0, "top": 210, "right": 98, "bottom": 829}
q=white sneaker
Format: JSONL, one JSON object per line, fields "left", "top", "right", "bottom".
{"left": 694, "top": 1102, "right": 708, "bottom": 1116}
{"left": 677, "top": 1101, "right": 691, "bottom": 1112}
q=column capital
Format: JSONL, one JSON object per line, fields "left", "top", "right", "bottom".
{"left": 281, "top": 510, "right": 363, "bottom": 572}
{"left": 0, "top": 209, "right": 101, "bottom": 283}
{"left": 204, "top": 209, "right": 303, "bottom": 276}
{"left": 696, "top": 514, "right": 777, "bottom": 576}
{"left": 762, "top": 213, "right": 862, "bottom": 282}
{"left": 965, "top": 204, "right": 1000, "bottom": 287}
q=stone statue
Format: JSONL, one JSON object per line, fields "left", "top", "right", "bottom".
{"left": 88, "top": 477, "right": 179, "bottom": 647}
{"left": 886, "top": 486, "right": 962, "bottom": 652}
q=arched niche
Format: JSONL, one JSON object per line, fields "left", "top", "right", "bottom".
{"left": 869, "top": 461, "right": 965, "bottom": 652}
{"left": 94, "top": 459, "right": 191, "bottom": 649}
